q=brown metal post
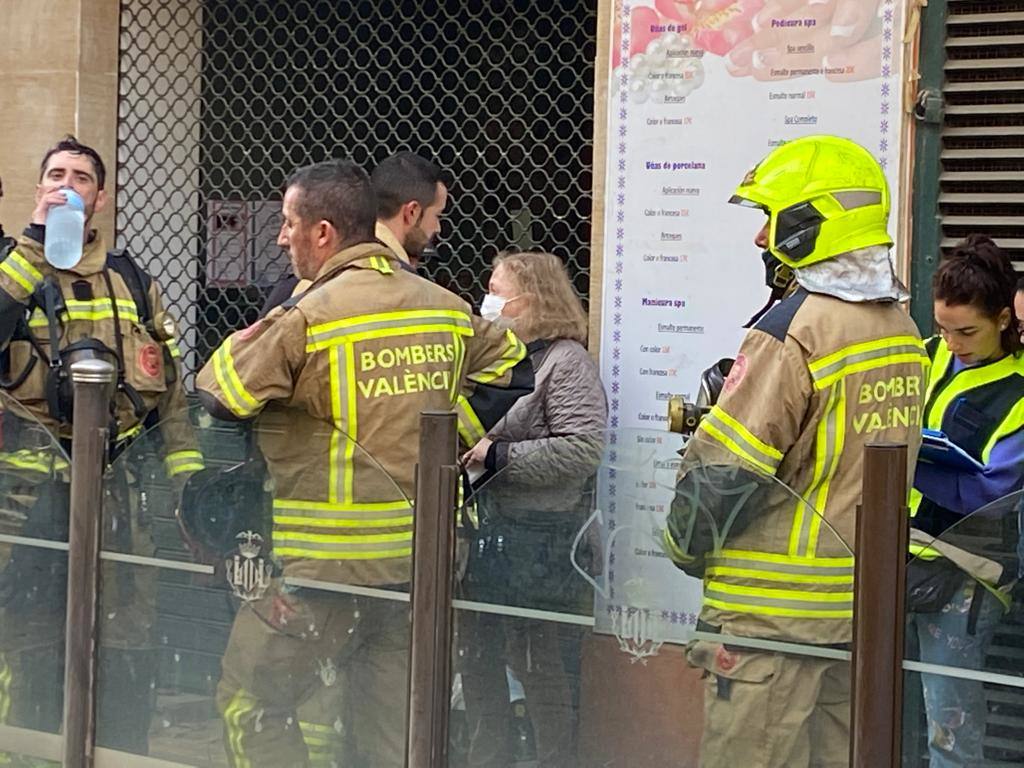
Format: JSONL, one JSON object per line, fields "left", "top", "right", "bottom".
{"left": 62, "top": 359, "right": 116, "bottom": 768}
{"left": 406, "top": 411, "right": 459, "bottom": 768}
{"left": 850, "top": 442, "right": 909, "bottom": 768}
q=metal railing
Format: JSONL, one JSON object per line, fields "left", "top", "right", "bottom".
{"left": 54, "top": 382, "right": 911, "bottom": 767}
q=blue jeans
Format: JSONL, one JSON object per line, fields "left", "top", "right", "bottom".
{"left": 911, "top": 580, "right": 1003, "bottom": 768}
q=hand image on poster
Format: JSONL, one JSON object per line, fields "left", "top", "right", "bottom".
{"left": 727, "top": 0, "right": 887, "bottom": 82}
{"left": 613, "top": 0, "right": 888, "bottom": 88}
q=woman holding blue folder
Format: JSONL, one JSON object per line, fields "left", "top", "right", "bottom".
{"left": 909, "top": 234, "right": 1024, "bottom": 768}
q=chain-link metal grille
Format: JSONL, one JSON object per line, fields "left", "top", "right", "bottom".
{"left": 118, "top": 0, "right": 597, "bottom": 386}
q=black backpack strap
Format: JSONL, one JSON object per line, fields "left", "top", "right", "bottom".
{"left": 106, "top": 248, "right": 153, "bottom": 328}
{"left": 0, "top": 235, "right": 15, "bottom": 261}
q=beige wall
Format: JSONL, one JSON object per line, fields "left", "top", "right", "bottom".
{"left": 0, "top": 0, "right": 120, "bottom": 245}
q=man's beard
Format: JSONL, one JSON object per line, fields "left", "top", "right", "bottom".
{"left": 402, "top": 225, "right": 430, "bottom": 260}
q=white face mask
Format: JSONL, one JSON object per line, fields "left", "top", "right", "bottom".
{"left": 480, "top": 293, "right": 508, "bottom": 322}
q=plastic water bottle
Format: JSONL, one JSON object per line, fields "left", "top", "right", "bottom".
{"left": 44, "top": 189, "right": 86, "bottom": 269}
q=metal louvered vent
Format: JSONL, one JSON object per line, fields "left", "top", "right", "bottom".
{"left": 941, "top": 2, "right": 1024, "bottom": 271}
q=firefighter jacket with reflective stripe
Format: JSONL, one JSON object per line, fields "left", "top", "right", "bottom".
{"left": 911, "top": 336, "right": 1024, "bottom": 535}
{"left": 195, "top": 242, "right": 532, "bottom": 586}
{"left": 0, "top": 229, "right": 203, "bottom": 477}
{"left": 666, "top": 288, "right": 928, "bottom": 645}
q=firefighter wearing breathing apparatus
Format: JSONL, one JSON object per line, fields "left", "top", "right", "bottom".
{"left": 662, "top": 135, "right": 928, "bottom": 768}
{"left": 0, "top": 137, "right": 203, "bottom": 755}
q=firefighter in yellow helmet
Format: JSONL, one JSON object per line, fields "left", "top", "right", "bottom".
{"left": 196, "top": 159, "right": 533, "bottom": 767}
{"left": 663, "top": 136, "right": 928, "bottom": 767}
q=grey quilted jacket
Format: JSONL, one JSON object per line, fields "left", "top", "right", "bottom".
{"left": 482, "top": 338, "right": 608, "bottom": 513}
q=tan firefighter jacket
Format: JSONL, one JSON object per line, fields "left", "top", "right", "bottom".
{"left": 270, "top": 224, "right": 485, "bottom": 448}
{"left": 665, "top": 288, "right": 928, "bottom": 645}
{"left": 196, "top": 241, "right": 532, "bottom": 586}
{"left": 0, "top": 228, "right": 203, "bottom": 478}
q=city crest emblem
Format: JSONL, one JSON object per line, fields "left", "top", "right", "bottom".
{"left": 226, "top": 531, "right": 273, "bottom": 602}
{"left": 610, "top": 578, "right": 664, "bottom": 665}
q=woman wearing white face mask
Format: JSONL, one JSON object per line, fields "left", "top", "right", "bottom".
{"left": 459, "top": 251, "right": 607, "bottom": 768}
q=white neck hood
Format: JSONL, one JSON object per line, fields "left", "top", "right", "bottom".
{"left": 794, "top": 245, "right": 909, "bottom": 303}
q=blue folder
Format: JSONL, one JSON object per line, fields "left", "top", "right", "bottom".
{"left": 919, "top": 429, "right": 985, "bottom": 473}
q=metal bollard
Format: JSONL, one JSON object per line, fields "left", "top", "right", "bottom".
{"left": 850, "top": 442, "right": 909, "bottom": 768}
{"left": 406, "top": 411, "right": 459, "bottom": 768}
{"left": 62, "top": 359, "right": 116, "bottom": 768}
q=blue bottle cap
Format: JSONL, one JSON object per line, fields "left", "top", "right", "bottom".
{"left": 61, "top": 188, "right": 85, "bottom": 211}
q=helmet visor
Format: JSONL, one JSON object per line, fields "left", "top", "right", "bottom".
{"left": 773, "top": 201, "right": 825, "bottom": 263}
{"left": 728, "top": 194, "right": 766, "bottom": 210}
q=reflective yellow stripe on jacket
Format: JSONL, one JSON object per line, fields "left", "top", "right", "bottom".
{"left": 165, "top": 450, "right": 205, "bottom": 477}
{"left": 808, "top": 335, "right": 929, "bottom": 391}
{"left": 212, "top": 337, "right": 261, "bottom": 418}
{"left": 468, "top": 329, "right": 527, "bottom": 385}
{"left": 28, "top": 298, "right": 141, "bottom": 328}
{"left": 455, "top": 394, "right": 487, "bottom": 445}
{"left": 703, "top": 549, "right": 855, "bottom": 619}
{"left": 305, "top": 309, "right": 474, "bottom": 352}
{"left": 789, "top": 379, "right": 846, "bottom": 558}
{"left": 0, "top": 449, "right": 69, "bottom": 474}
{"left": 273, "top": 498, "right": 414, "bottom": 560}
{"left": 0, "top": 250, "right": 43, "bottom": 294}
{"left": 699, "top": 404, "right": 783, "bottom": 476}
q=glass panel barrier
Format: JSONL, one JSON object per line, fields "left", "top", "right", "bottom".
{"left": 903, "top": 488, "right": 1024, "bottom": 768}
{"left": 0, "top": 391, "right": 71, "bottom": 766}
{"left": 451, "top": 429, "right": 856, "bottom": 768}
{"left": 95, "top": 407, "right": 412, "bottom": 767}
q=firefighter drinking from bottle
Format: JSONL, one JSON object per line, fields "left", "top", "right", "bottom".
{"left": 0, "top": 136, "right": 203, "bottom": 755}
{"left": 663, "top": 135, "right": 928, "bottom": 768}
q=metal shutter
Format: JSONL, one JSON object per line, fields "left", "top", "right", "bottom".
{"left": 941, "top": 1, "right": 1024, "bottom": 271}
{"left": 943, "top": 5, "right": 1024, "bottom": 749}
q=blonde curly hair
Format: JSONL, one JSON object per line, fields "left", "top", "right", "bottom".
{"left": 491, "top": 250, "right": 588, "bottom": 345}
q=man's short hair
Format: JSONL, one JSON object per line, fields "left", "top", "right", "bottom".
{"left": 286, "top": 160, "right": 377, "bottom": 243}
{"left": 40, "top": 135, "right": 106, "bottom": 190}
{"left": 371, "top": 152, "right": 444, "bottom": 219}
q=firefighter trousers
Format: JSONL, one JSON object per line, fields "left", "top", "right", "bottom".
{"left": 689, "top": 641, "right": 850, "bottom": 768}
{"left": 216, "top": 586, "right": 409, "bottom": 768}
{"left": 0, "top": 476, "right": 158, "bottom": 758}
{"left": 0, "top": 641, "right": 158, "bottom": 758}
